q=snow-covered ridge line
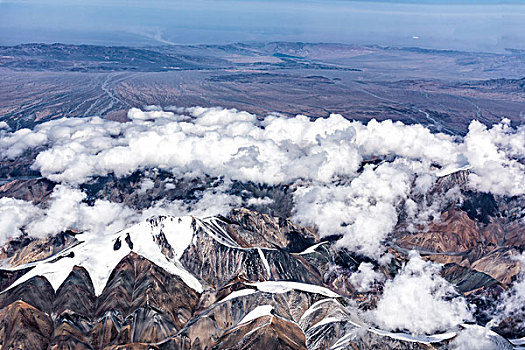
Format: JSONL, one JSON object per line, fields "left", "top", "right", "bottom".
{"left": 2, "top": 213, "right": 303, "bottom": 297}
{"left": 219, "top": 282, "right": 341, "bottom": 307}
{"left": 368, "top": 327, "right": 456, "bottom": 344}
{"left": 300, "top": 297, "right": 460, "bottom": 347}
{"left": 0, "top": 240, "right": 83, "bottom": 272}
{"left": 218, "top": 282, "right": 341, "bottom": 305}
{"left": 195, "top": 216, "right": 241, "bottom": 248}
{"left": 226, "top": 293, "right": 458, "bottom": 348}
{"left": 435, "top": 164, "right": 472, "bottom": 178}
{"left": 300, "top": 298, "right": 339, "bottom": 323}
{"left": 1, "top": 215, "right": 207, "bottom": 295}
{"left": 1, "top": 106, "right": 524, "bottom": 266}
{"left": 257, "top": 247, "right": 271, "bottom": 277}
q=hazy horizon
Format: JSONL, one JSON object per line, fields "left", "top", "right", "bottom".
{"left": 1, "top": 0, "right": 525, "bottom": 53}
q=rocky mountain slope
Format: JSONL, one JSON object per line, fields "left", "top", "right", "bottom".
{"left": 0, "top": 171, "right": 523, "bottom": 349}
{"left": 0, "top": 104, "right": 523, "bottom": 349}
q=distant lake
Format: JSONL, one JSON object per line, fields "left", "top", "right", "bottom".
{"left": 1, "top": 0, "right": 524, "bottom": 52}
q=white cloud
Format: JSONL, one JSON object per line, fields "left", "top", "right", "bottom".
{"left": 369, "top": 252, "right": 472, "bottom": 334}
{"left": 489, "top": 253, "right": 525, "bottom": 328}
{"left": 14, "top": 109, "right": 360, "bottom": 185}
{"left": 403, "top": 184, "right": 463, "bottom": 233}
{"left": 293, "top": 160, "right": 413, "bottom": 258}
{"left": 351, "top": 119, "right": 462, "bottom": 166}
{"left": 465, "top": 119, "right": 525, "bottom": 196}
{"left": 0, "top": 107, "right": 523, "bottom": 259}
{"left": 0, "top": 197, "right": 42, "bottom": 244}
{"left": 0, "top": 107, "right": 523, "bottom": 339}
{"left": 0, "top": 185, "right": 135, "bottom": 245}
{"left": 246, "top": 196, "right": 274, "bottom": 206}
{"left": 141, "top": 186, "right": 242, "bottom": 219}
{"left": 24, "top": 185, "right": 136, "bottom": 239}
{"left": 0, "top": 183, "right": 241, "bottom": 246}
{"left": 350, "top": 262, "right": 384, "bottom": 292}
{"left": 137, "top": 178, "right": 155, "bottom": 194}
{"left": 1, "top": 108, "right": 522, "bottom": 195}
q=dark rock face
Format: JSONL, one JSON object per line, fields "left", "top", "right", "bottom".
{"left": 213, "top": 315, "right": 308, "bottom": 350}
{"left": 95, "top": 252, "right": 200, "bottom": 329}
{"left": 0, "top": 300, "right": 54, "bottom": 350}
{"left": 0, "top": 210, "right": 337, "bottom": 349}
{"left": 0, "top": 177, "right": 55, "bottom": 204}
{"left": 0, "top": 230, "right": 78, "bottom": 267}
{"left": 80, "top": 172, "right": 217, "bottom": 210}
{"left": 55, "top": 266, "right": 96, "bottom": 317}
{"left": 226, "top": 208, "right": 317, "bottom": 252}
{"left": 180, "top": 228, "right": 323, "bottom": 289}
{"left": 0, "top": 253, "right": 202, "bottom": 349}
{"left": 0, "top": 275, "right": 55, "bottom": 314}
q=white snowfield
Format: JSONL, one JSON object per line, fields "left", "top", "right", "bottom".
{"left": 1, "top": 213, "right": 339, "bottom": 298}
{"left": 2, "top": 215, "right": 204, "bottom": 295}
{"left": 511, "top": 337, "right": 525, "bottom": 346}
{"left": 219, "top": 289, "right": 258, "bottom": 303}
{"left": 299, "top": 298, "right": 340, "bottom": 323}
{"left": 226, "top": 294, "right": 461, "bottom": 348}
{"left": 219, "top": 283, "right": 341, "bottom": 305}
{"left": 368, "top": 327, "right": 456, "bottom": 344}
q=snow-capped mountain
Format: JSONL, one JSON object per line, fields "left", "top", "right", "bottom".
{"left": 0, "top": 106, "right": 523, "bottom": 349}
{"left": 0, "top": 200, "right": 522, "bottom": 349}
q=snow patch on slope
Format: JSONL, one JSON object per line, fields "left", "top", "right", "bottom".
{"left": 239, "top": 305, "right": 274, "bottom": 324}
{"left": 219, "top": 289, "right": 258, "bottom": 303}
{"left": 249, "top": 281, "right": 340, "bottom": 298}
{"left": 257, "top": 247, "right": 271, "bottom": 277}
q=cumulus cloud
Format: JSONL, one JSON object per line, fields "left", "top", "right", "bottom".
{"left": 0, "top": 106, "right": 523, "bottom": 344}
{"left": 0, "top": 107, "right": 523, "bottom": 258}
{"left": 350, "top": 262, "right": 384, "bottom": 292}
{"left": 1, "top": 108, "right": 522, "bottom": 194}
{"left": 137, "top": 178, "right": 155, "bottom": 194}
{"left": 464, "top": 119, "right": 525, "bottom": 196}
{"left": 0, "top": 197, "right": 42, "bottom": 244}
{"left": 370, "top": 252, "right": 472, "bottom": 334}
{"left": 351, "top": 119, "right": 462, "bottom": 166}
{"left": 0, "top": 183, "right": 241, "bottom": 246}
{"left": 293, "top": 160, "right": 413, "bottom": 258}
{"left": 488, "top": 253, "right": 525, "bottom": 329}
{"left": 141, "top": 185, "right": 242, "bottom": 219}
{"left": 403, "top": 182, "right": 463, "bottom": 233}
{"left": 15, "top": 108, "right": 361, "bottom": 185}
{"left": 0, "top": 185, "right": 137, "bottom": 243}
{"left": 246, "top": 196, "right": 274, "bottom": 207}
{"left": 25, "top": 185, "right": 136, "bottom": 239}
